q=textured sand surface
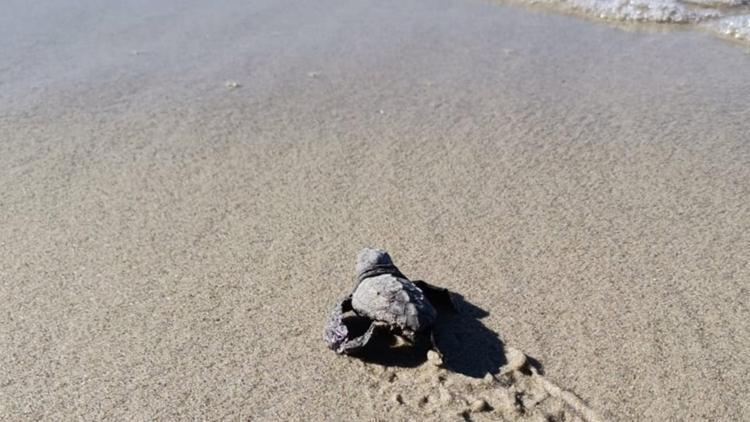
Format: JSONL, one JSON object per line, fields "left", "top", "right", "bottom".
{"left": 1, "top": 0, "right": 749, "bottom": 420}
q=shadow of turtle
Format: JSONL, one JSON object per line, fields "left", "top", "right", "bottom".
{"left": 432, "top": 291, "right": 507, "bottom": 378}
{"left": 351, "top": 281, "right": 516, "bottom": 378}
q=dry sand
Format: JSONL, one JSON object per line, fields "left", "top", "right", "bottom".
{"left": 1, "top": 0, "right": 749, "bottom": 420}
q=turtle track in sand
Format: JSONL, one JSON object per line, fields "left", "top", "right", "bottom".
{"left": 349, "top": 291, "right": 603, "bottom": 421}
{"left": 358, "top": 346, "right": 603, "bottom": 422}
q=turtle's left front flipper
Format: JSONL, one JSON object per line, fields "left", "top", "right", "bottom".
{"left": 324, "top": 295, "right": 378, "bottom": 354}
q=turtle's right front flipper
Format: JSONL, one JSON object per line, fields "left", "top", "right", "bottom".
{"left": 413, "top": 280, "right": 457, "bottom": 315}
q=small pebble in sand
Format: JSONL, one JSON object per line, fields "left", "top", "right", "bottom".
{"left": 470, "top": 398, "right": 490, "bottom": 413}
{"left": 504, "top": 347, "right": 527, "bottom": 372}
{"left": 427, "top": 350, "right": 443, "bottom": 366}
{"left": 483, "top": 372, "right": 495, "bottom": 385}
{"left": 307, "top": 71, "right": 320, "bottom": 78}
{"left": 391, "top": 393, "right": 404, "bottom": 405}
{"left": 225, "top": 81, "right": 241, "bottom": 90}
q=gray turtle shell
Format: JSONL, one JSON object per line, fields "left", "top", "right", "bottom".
{"left": 351, "top": 273, "right": 437, "bottom": 336}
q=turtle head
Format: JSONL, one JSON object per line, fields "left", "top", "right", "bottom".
{"left": 355, "top": 247, "right": 403, "bottom": 282}
{"left": 356, "top": 248, "right": 393, "bottom": 274}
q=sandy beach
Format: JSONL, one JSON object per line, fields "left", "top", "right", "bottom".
{"left": 2, "top": 0, "right": 749, "bottom": 420}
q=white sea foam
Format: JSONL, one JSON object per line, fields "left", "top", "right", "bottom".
{"left": 525, "top": 0, "right": 717, "bottom": 22}
{"left": 709, "top": 14, "right": 750, "bottom": 40}
{"left": 516, "top": 0, "right": 750, "bottom": 43}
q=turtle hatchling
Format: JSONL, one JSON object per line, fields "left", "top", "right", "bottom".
{"left": 324, "top": 247, "right": 456, "bottom": 356}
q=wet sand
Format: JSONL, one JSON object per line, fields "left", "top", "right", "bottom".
{"left": 1, "top": 0, "right": 749, "bottom": 420}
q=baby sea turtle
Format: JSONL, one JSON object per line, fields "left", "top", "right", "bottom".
{"left": 324, "top": 248, "right": 456, "bottom": 355}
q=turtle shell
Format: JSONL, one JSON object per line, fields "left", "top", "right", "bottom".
{"left": 351, "top": 273, "right": 437, "bottom": 338}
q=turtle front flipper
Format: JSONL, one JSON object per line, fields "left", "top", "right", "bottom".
{"left": 324, "top": 295, "right": 379, "bottom": 354}
{"left": 412, "top": 280, "right": 459, "bottom": 361}
{"left": 336, "top": 321, "right": 378, "bottom": 354}
{"left": 413, "top": 280, "right": 457, "bottom": 315}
